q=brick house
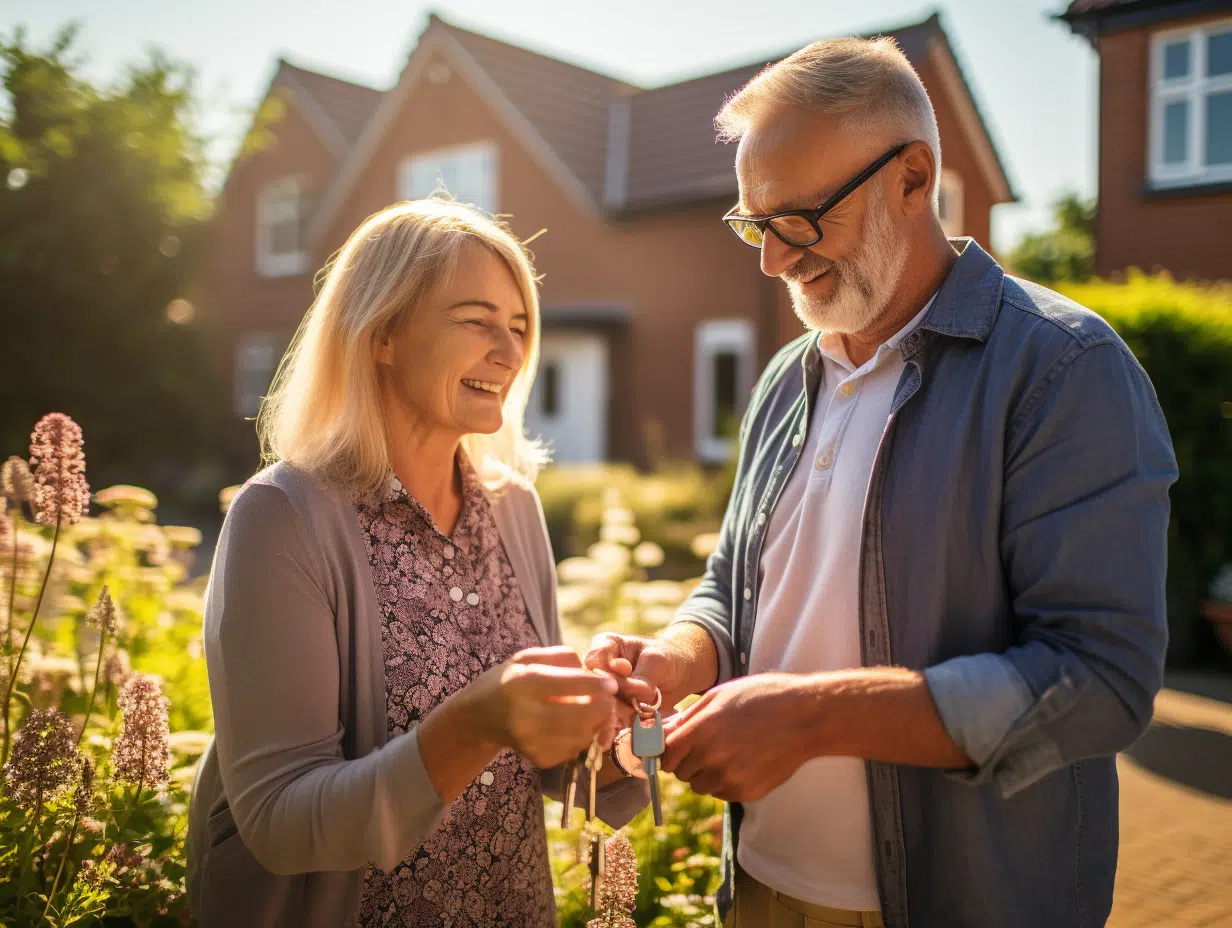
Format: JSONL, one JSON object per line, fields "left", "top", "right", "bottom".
{"left": 1059, "top": 0, "right": 1232, "bottom": 280}
{"left": 204, "top": 13, "right": 1014, "bottom": 468}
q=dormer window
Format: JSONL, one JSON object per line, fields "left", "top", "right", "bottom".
{"left": 256, "top": 176, "right": 309, "bottom": 277}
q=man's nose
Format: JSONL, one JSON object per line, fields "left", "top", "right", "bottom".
{"left": 760, "top": 233, "right": 799, "bottom": 278}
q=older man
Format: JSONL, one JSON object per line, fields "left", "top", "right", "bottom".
{"left": 588, "top": 35, "right": 1175, "bottom": 928}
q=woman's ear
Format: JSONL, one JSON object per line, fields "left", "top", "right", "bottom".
{"left": 374, "top": 332, "right": 395, "bottom": 367}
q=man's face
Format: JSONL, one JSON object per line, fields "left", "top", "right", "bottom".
{"left": 734, "top": 107, "right": 908, "bottom": 335}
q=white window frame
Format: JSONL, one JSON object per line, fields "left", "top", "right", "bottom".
{"left": 694, "top": 319, "right": 756, "bottom": 464}
{"left": 234, "top": 331, "right": 284, "bottom": 419}
{"left": 937, "top": 169, "right": 965, "bottom": 237}
{"left": 398, "top": 141, "right": 498, "bottom": 213}
{"left": 1148, "top": 18, "right": 1232, "bottom": 188}
{"left": 256, "top": 176, "right": 309, "bottom": 277}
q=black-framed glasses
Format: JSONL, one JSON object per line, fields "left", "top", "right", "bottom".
{"left": 722, "top": 142, "right": 910, "bottom": 249}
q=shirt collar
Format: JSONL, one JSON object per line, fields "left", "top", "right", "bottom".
{"left": 815, "top": 292, "right": 936, "bottom": 374}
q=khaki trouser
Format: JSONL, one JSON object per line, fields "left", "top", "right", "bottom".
{"left": 727, "top": 863, "right": 886, "bottom": 928}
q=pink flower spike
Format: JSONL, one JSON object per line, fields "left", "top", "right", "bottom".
{"left": 2, "top": 709, "right": 81, "bottom": 809}
{"left": 29, "top": 414, "right": 90, "bottom": 526}
{"left": 112, "top": 675, "right": 172, "bottom": 790}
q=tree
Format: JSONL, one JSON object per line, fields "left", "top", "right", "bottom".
{"left": 1007, "top": 193, "right": 1097, "bottom": 285}
{"left": 0, "top": 25, "right": 229, "bottom": 509}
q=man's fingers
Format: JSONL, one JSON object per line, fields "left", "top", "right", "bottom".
{"left": 608, "top": 657, "right": 633, "bottom": 677}
{"left": 616, "top": 673, "right": 658, "bottom": 706}
{"left": 581, "top": 635, "right": 630, "bottom": 670}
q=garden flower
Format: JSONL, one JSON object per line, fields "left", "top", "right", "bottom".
{"left": 29, "top": 413, "right": 90, "bottom": 526}
{"left": 1, "top": 456, "right": 35, "bottom": 506}
{"left": 113, "top": 675, "right": 172, "bottom": 790}
{"left": 93, "top": 484, "right": 158, "bottom": 512}
{"left": 587, "top": 832, "right": 638, "bottom": 928}
{"left": 75, "top": 756, "right": 94, "bottom": 816}
{"left": 105, "top": 648, "right": 132, "bottom": 687}
{"left": 2, "top": 708, "right": 81, "bottom": 809}
{"left": 85, "top": 584, "right": 120, "bottom": 636}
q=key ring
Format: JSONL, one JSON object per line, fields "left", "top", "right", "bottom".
{"left": 631, "top": 687, "right": 662, "bottom": 718}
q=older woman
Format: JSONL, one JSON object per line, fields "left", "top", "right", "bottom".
{"left": 187, "top": 200, "right": 647, "bottom": 927}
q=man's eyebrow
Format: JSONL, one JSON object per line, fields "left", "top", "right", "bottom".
{"left": 447, "top": 300, "right": 529, "bottom": 321}
{"left": 739, "top": 186, "right": 834, "bottom": 217}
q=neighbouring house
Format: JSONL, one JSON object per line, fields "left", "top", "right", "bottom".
{"left": 204, "top": 12, "right": 1014, "bottom": 468}
{"left": 1060, "top": 0, "right": 1232, "bottom": 280}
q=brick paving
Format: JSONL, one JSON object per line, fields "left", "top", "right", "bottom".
{"left": 1111, "top": 687, "right": 1232, "bottom": 927}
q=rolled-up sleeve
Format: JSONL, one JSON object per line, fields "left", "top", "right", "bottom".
{"left": 924, "top": 341, "right": 1176, "bottom": 797}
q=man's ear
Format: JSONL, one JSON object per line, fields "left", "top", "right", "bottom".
{"left": 898, "top": 141, "right": 935, "bottom": 217}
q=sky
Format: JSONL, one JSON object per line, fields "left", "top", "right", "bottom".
{"left": 6, "top": 0, "right": 1096, "bottom": 252}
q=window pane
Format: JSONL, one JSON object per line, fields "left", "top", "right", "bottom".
{"left": 269, "top": 217, "right": 298, "bottom": 256}
{"left": 1163, "top": 100, "right": 1189, "bottom": 164}
{"left": 1208, "top": 30, "right": 1232, "bottom": 77}
{"left": 711, "top": 352, "right": 739, "bottom": 439}
{"left": 1164, "top": 40, "right": 1191, "bottom": 79}
{"left": 540, "top": 363, "right": 560, "bottom": 417}
{"left": 1205, "top": 90, "right": 1232, "bottom": 165}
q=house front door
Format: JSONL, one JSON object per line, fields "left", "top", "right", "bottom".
{"left": 525, "top": 332, "right": 608, "bottom": 463}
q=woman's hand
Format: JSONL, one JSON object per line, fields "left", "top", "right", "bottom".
{"left": 467, "top": 646, "right": 619, "bottom": 769}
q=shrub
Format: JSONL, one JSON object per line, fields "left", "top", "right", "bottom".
{"left": 1, "top": 413, "right": 212, "bottom": 924}
{"left": 1058, "top": 273, "right": 1232, "bottom": 662}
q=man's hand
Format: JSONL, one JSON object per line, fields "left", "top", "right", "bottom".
{"left": 660, "top": 673, "right": 813, "bottom": 802}
{"left": 581, "top": 630, "right": 699, "bottom": 724}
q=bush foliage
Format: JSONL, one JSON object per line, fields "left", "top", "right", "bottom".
{"left": 1058, "top": 273, "right": 1232, "bottom": 661}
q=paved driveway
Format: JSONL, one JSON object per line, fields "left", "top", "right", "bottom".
{"left": 1111, "top": 686, "right": 1232, "bottom": 927}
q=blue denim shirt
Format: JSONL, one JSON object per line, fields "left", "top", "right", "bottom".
{"left": 672, "top": 240, "right": 1176, "bottom": 928}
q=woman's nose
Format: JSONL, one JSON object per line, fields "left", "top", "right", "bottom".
{"left": 490, "top": 325, "right": 524, "bottom": 371}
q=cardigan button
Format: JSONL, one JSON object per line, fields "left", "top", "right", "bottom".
{"left": 450, "top": 587, "right": 463, "bottom": 602}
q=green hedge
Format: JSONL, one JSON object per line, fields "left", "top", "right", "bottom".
{"left": 1059, "top": 273, "right": 1232, "bottom": 663}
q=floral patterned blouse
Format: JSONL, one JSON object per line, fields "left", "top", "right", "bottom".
{"left": 355, "top": 457, "right": 555, "bottom": 927}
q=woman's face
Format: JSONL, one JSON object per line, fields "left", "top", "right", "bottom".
{"left": 377, "top": 245, "right": 529, "bottom": 440}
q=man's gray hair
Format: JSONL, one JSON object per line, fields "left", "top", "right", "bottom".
{"left": 716, "top": 36, "right": 942, "bottom": 190}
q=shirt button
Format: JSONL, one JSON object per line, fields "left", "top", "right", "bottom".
{"left": 739, "top": 651, "right": 747, "bottom": 664}
{"left": 791, "top": 433, "right": 802, "bottom": 447}
{"left": 756, "top": 511, "right": 767, "bottom": 526}
{"left": 450, "top": 587, "right": 463, "bottom": 602}
{"left": 480, "top": 770, "right": 494, "bottom": 786}
{"left": 442, "top": 545, "right": 454, "bottom": 560}
{"left": 841, "top": 382, "right": 855, "bottom": 397}
{"left": 466, "top": 591, "right": 480, "bottom": 606}
{"left": 743, "top": 587, "right": 752, "bottom": 601}
{"left": 816, "top": 451, "right": 833, "bottom": 470}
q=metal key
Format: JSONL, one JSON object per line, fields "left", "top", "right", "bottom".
{"left": 583, "top": 735, "right": 605, "bottom": 909}
{"left": 587, "top": 830, "right": 605, "bottom": 909}
{"left": 631, "top": 709, "right": 665, "bottom": 826}
{"left": 585, "top": 736, "right": 602, "bottom": 822}
{"left": 559, "top": 756, "right": 579, "bottom": 828}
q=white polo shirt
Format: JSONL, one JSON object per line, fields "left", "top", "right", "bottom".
{"left": 736, "top": 298, "right": 934, "bottom": 912}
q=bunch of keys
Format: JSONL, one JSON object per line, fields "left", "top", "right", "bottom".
{"left": 558, "top": 734, "right": 607, "bottom": 908}
{"left": 631, "top": 689, "right": 665, "bottom": 827}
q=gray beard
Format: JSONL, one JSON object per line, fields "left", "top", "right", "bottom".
{"left": 787, "top": 184, "right": 908, "bottom": 336}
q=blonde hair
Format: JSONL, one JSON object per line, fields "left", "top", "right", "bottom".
{"left": 716, "top": 36, "right": 942, "bottom": 203}
{"left": 258, "top": 199, "right": 549, "bottom": 499}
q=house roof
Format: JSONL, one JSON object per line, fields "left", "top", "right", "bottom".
{"left": 274, "top": 59, "right": 384, "bottom": 156}
{"left": 296, "top": 11, "right": 1015, "bottom": 242}
{"left": 1059, "top": 0, "right": 1232, "bottom": 40}
{"left": 443, "top": 21, "right": 640, "bottom": 204}
{"left": 618, "top": 15, "right": 991, "bottom": 211}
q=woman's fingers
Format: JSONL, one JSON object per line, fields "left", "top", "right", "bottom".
{"left": 508, "top": 645, "right": 582, "bottom": 668}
